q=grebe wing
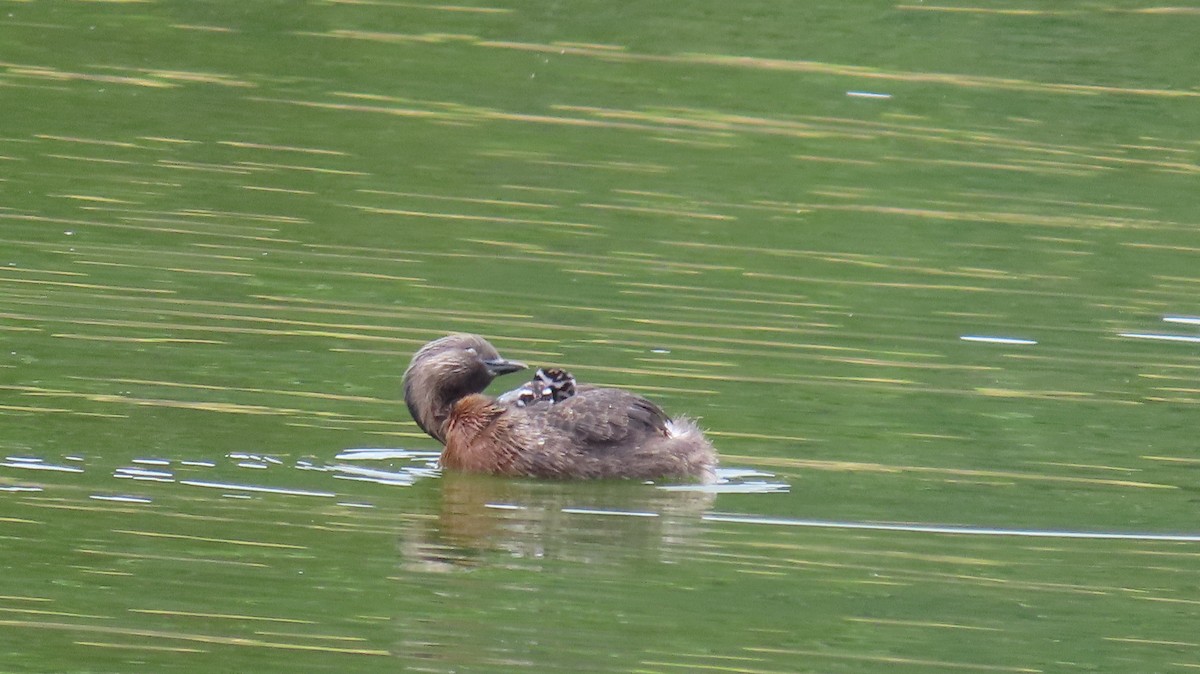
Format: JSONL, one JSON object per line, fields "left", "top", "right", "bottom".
{"left": 533, "top": 387, "right": 670, "bottom": 446}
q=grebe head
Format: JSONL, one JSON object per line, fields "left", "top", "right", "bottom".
{"left": 403, "top": 334, "right": 526, "bottom": 441}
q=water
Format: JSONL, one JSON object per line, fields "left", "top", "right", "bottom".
{"left": 3, "top": 1, "right": 1200, "bottom": 671}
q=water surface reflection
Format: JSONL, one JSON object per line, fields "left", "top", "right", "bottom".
{"left": 405, "top": 472, "right": 717, "bottom": 570}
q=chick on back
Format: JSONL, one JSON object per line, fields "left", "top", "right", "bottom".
{"left": 497, "top": 367, "right": 578, "bottom": 407}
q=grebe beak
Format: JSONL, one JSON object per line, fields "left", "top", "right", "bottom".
{"left": 484, "top": 358, "right": 526, "bottom": 377}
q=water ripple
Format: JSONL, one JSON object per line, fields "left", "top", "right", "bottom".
{"left": 703, "top": 513, "right": 1200, "bottom": 542}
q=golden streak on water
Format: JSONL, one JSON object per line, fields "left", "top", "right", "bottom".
{"left": 362, "top": 430, "right": 435, "bottom": 438}
{"left": 0, "top": 213, "right": 295, "bottom": 243}
{"left": 247, "top": 95, "right": 480, "bottom": 122}
{"left": 974, "top": 387, "right": 1093, "bottom": 400}
{"left": 896, "top": 5, "right": 1073, "bottom": 16}
{"left": 51, "top": 334, "right": 227, "bottom": 344}
{"left": 130, "top": 609, "right": 316, "bottom": 624}
{"left": 1030, "top": 461, "right": 1140, "bottom": 473}
{"left": 723, "top": 455, "right": 1177, "bottom": 489}
{"left": 618, "top": 289, "right": 825, "bottom": 310}
{"left": 638, "top": 657, "right": 797, "bottom": 672}
{"left": 845, "top": 616, "right": 1003, "bottom": 631}
{"left": 171, "top": 24, "right": 235, "bottom": 33}
{"left": 1140, "top": 456, "right": 1200, "bottom": 465}
{"left": 137, "top": 135, "right": 200, "bottom": 144}
{"left": 1105, "top": 636, "right": 1199, "bottom": 647}
{"left": 745, "top": 646, "right": 1040, "bottom": 672}
{"left": 1, "top": 267, "right": 88, "bottom": 277}
{"left": 634, "top": 356, "right": 736, "bottom": 368}
{"left": 795, "top": 154, "right": 878, "bottom": 166}
{"left": 560, "top": 268, "right": 621, "bottom": 277}
{"left": 580, "top": 202, "right": 736, "bottom": 221}
{"left": 163, "top": 266, "right": 254, "bottom": 276}
{"left": 33, "top": 315, "right": 415, "bottom": 344}
{"left": 80, "top": 376, "right": 392, "bottom": 404}
{"left": 742, "top": 270, "right": 1063, "bottom": 297}
{"left": 217, "top": 140, "right": 347, "bottom": 155}
{"left": 0, "top": 607, "right": 110, "bottom": 619}
{"left": 0, "top": 619, "right": 389, "bottom": 655}
{"left": 58, "top": 392, "right": 296, "bottom": 416}
{"left": 34, "top": 134, "right": 144, "bottom": 148}
{"left": 575, "top": 364, "right": 915, "bottom": 387}
{"left": 900, "top": 432, "right": 969, "bottom": 440}
{"left": 253, "top": 630, "right": 370, "bottom": 642}
{"left": 319, "top": 0, "right": 512, "bottom": 14}
{"left": 241, "top": 185, "right": 317, "bottom": 195}
{"left": 885, "top": 154, "right": 1108, "bottom": 177}
{"left": 477, "top": 39, "right": 1199, "bottom": 99}
{"left": 833, "top": 357, "right": 994, "bottom": 372}
{"left": 0, "top": 274, "right": 175, "bottom": 294}
{"left": 84, "top": 205, "right": 294, "bottom": 228}
{"left": 155, "top": 159, "right": 257, "bottom": 174}
{"left": 76, "top": 641, "right": 206, "bottom": 653}
{"left": 600, "top": 383, "right": 719, "bottom": 396}
{"left": 112, "top": 530, "right": 308, "bottom": 549}
{"left": 706, "top": 430, "right": 813, "bottom": 443}
{"left": 555, "top": 104, "right": 866, "bottom": 140}
{"left": 0, "top": 516, "right": 41, "bottom": 524}
{"left": 520, "top": 155, "right": 671, "bottom": 172}
{"left": 1135, "top": 596, "right": 1200, "bottom": 607}
{"left": 0, "top": 404, "right": 72, "bottom": 413}
{"left": 77, "top": 548, "right": 272, "bottom": 568}
{"left": 348, "top": 204, "right": 600, "bottom": 230}
{"left": 44, "top": 153, "right": 137, "bottom": 165}
{"left": 297, "top": 29, "right": 478, "bottom": 44}
{"left": 616, "top": 317, "right": 822, "bottom": 334}
{"left": 234, "top": 160, "right": 369, "bottom": 176}
{"left": 5, "top": 65, "right": 177, "bottom": 87}
{"left": 249, "top": 293, "right": 534, "bottom": 322}
{"left": 359, "top": 188, "right": 556, "bottom": 210}
{"left": 502, "top": 183, "right": 582, "bottom": 194}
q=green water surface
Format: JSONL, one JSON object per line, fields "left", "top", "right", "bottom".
{"left": 2, "top": 1, "right": 1199, "bottom": 672}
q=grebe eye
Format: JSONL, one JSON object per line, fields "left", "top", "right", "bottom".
{"left": 465, "top": 347, "right": 478, "bottom": 356}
